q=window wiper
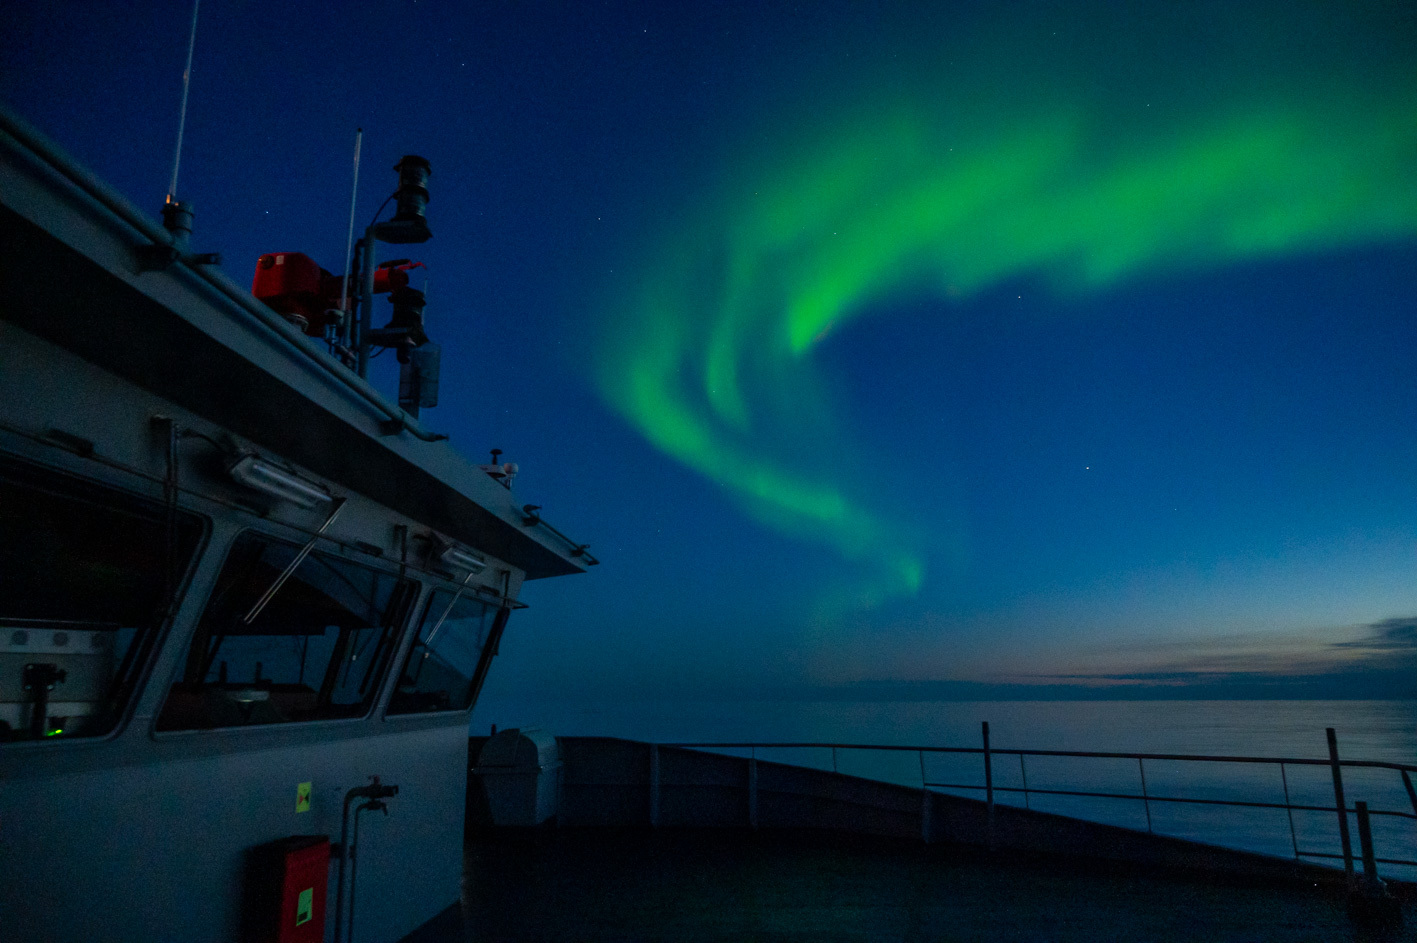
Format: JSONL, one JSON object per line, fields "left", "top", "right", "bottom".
{"left": 242, "top": 498, "right": 348, "bottom": 625}
{"left": 422, "top": 569, "right": 479, "bottom": 652}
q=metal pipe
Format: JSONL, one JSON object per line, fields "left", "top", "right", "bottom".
{"left": 333, "top": 779, "right": 398, "bottom": 943}
{"left": 671, "top": 739, "right": 1417, "bottom": 862}
{"left": 1019, "top": 754, "right": 1030, "bottom": 810}
{"left": 1327, "top": 727, "right": 1355, "bottom": 879}
{"left": 1294, "top": 850, "right": 1417, "bottom": 868}
{"left": 1355, "top": 801, "right": 1380, "bottom": 883}
{"left": 166, "top": 0, "right": 201, "bottom": 202}
{"left": 1138, "top": 757, "right": 1152, "bottom": 833}
{"left": 347, "top": 798, "right": 388, "bottom": 943}
{"left": 1280, "top": 763, "right": 1300, "bottom": 859}
{"left": 0, "top": 104, "right": 448, "bottom": 442}
{"left": 666, "top": 741, "right": 1417, "bottom": 774}
{"left": 340, "top": 129, "right": 363, "bottom": 338}
{"left": 334, "top": 793, "right": 356, "bottom": 943}
{"left": 346, "top": 803, "right": 366, "bottom": 943}
{"left": 358, "top": 228, "right": 376, "bottom": 377}
{"left": 917, "top": 780, "right": 1406, "bottom": 818}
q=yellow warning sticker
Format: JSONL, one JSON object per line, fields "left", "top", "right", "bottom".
{"left": 295, "top": 781, "right": 312, "bottom": 813}
{"left": 296, "top": 886, "right": 313, "bottom": 925}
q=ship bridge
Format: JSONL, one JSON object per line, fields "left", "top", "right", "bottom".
{"left": 0, "top": 101, "right": 594, "bottom": 943}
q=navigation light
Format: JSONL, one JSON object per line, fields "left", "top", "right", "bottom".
{"left": 228, "top": 455, "right": 334, "bottom": 508}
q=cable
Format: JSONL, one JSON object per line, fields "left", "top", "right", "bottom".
{"left": 367, "top": 192, "right": 396, "bottom": 232}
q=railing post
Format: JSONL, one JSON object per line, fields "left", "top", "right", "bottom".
{"left": 1351, "top": 800, "right": 1402, "bottom": 925}
{"left": 982, "top": 721, "right": 995, "bottom": 851}
{"left": 649, "top": 743, "right": 660, "bottom": 827}
{"left": 1355, "top": 801, "right": 1380, "bottom": 883}
{"left": 1138, "top": 757, "right": 1153, "bottom": 834}
{"left": 747, "top": 757, "right": 758, "bottom": 829}
{"left": 1326, "top": 727, "right": 1354, "bottom": 880}
{"left": 1280, "top": 763, "right": 1299, "bottom": 859}
{"left": 1018, "top": 754, "right": 1030, "bottom": 810}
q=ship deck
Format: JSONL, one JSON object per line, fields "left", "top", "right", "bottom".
{"left": 405, "top": 827, "right": 1414, "bottom": 943}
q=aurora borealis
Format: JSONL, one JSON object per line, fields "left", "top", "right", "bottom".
{"left": 8, "top": 0, "right": 1417, "bottom": 699}
{"left": 597, "top": 1, "right": 1417, "bottom": 606}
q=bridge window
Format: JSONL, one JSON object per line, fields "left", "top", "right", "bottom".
{"left": 157, "top": 532, "right": 417, "bottom": 730}
{"left": 387, "top": 589, "right": 508, "bottom": 714}
{"left": 0, "top": 457, "right": 204, "bottom": 743}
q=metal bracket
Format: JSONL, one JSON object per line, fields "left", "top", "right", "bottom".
{"left": 135, "top": 245, "right": 222, "bottom": 272}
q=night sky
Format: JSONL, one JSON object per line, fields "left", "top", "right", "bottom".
{"left": 6, "top": 1, "right": 1416, "bottom": 701}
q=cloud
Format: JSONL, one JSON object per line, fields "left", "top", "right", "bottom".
{"left": 839, "top": 617, "right": 1417, "bottom": 700}
{"left": 1019, "top": 618, "right": 1417, "bottom": 698}
{"left": 1331, "top": 617, "right": 1417, "bottom": 654}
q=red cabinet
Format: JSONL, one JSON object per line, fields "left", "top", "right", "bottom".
{"left": 245, "top": 835, "right": 330, "bottom": 943}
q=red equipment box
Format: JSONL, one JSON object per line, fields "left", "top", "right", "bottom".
{"left": 251, "top": 252, "right": 333, "bottom": 336}
{"left": 244, "top": 835, "right": 330, "bottom": 943}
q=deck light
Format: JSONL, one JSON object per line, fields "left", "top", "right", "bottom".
{"left": 228, "top": 455, "right": 333, "bottom": 508}
{"left": 439, "top": 545, "right": 487, "bottom": 575}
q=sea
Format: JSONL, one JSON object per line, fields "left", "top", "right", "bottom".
{"left": 473, "top": 698, "right": 1417, "bottom": 881}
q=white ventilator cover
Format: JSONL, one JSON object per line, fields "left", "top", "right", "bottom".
{"left": 476, "top": 727, "right": 560, "bottom": 770}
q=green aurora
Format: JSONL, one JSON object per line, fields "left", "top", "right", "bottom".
{"left": 596, "top": 4, "right": 1417, "bottom": 606}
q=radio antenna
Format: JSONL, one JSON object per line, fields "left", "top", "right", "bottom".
{"left": 166, "top": 0, "right": 201, "bottom": 203}
{"left": 341, "top": 128, "right": 364, "bottom": 318}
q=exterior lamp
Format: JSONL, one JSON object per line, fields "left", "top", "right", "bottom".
{"left": 439, "top": 545, "right": 486, "bottom": 575}
{"left": 228, "top": 455, "right": 333, "bottom": 508}
{"left": 375, "top": 155, "right": 432, "bottom": 244}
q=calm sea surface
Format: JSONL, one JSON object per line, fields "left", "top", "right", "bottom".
{"left": 474, "top": 698, "right": 1417, "bottom": 880}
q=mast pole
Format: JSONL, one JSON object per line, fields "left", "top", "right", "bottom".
{"left": 166, "top": 0, "right": 201, "bottom": 203}
{"left": 340, "top": 128, "right": 363, "bottom": 354}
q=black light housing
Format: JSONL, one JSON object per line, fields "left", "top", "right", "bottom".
{"left": 376, "top": 155, "right": 432, "bottom": 244}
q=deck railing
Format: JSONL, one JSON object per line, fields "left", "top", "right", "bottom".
{"left": 671, "top": 725, "right": 1417, "bottom": 877}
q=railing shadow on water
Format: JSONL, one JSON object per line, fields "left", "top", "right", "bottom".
{"left": 671, "top": 725, "right": 1417, "bottom": 883}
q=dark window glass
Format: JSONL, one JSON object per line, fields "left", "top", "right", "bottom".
{"left": 0, "top": 458, "right": 203, "bottom": 742}
{"left": 157, "top": 532, "right": 416, "bottom": 730}
{"left": 388, "top": 590, "right": 507, "bottom": 714}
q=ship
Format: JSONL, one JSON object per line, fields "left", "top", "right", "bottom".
{"left": 0, "top": 100, "right": 595, "bottom": 942}
{"left": 4, "top": 99, "right": 1415, "bottom": 942}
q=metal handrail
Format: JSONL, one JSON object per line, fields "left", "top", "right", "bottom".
{"left": 669, "top": 741, "right": 1417, "bottom": 773}
{"left": 668, "top": 729, "right": 1417, "bottom": 874}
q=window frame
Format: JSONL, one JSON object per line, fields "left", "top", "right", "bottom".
{"left": 0, "top": 453, "right": 211, "bottom": 748}
{"left": 384, "top": 581, "right": 513, "bottom": 720}
{"left": 153, "top": 526, "right": 422, "bottom": 734}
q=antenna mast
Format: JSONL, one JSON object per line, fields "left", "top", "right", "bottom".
{"left": 166, "top": 0, "right": 201, "bottom": 204}
{"left": 338, "top": 128, "right": 364, "bottom": 356}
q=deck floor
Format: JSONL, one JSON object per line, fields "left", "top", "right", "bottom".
{"left": 413, "top": 828, "right": 1413, "bottom": 943}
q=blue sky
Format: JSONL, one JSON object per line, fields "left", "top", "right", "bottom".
{"left": 7, "top": 0, "right": 1416, "bottom": 699}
